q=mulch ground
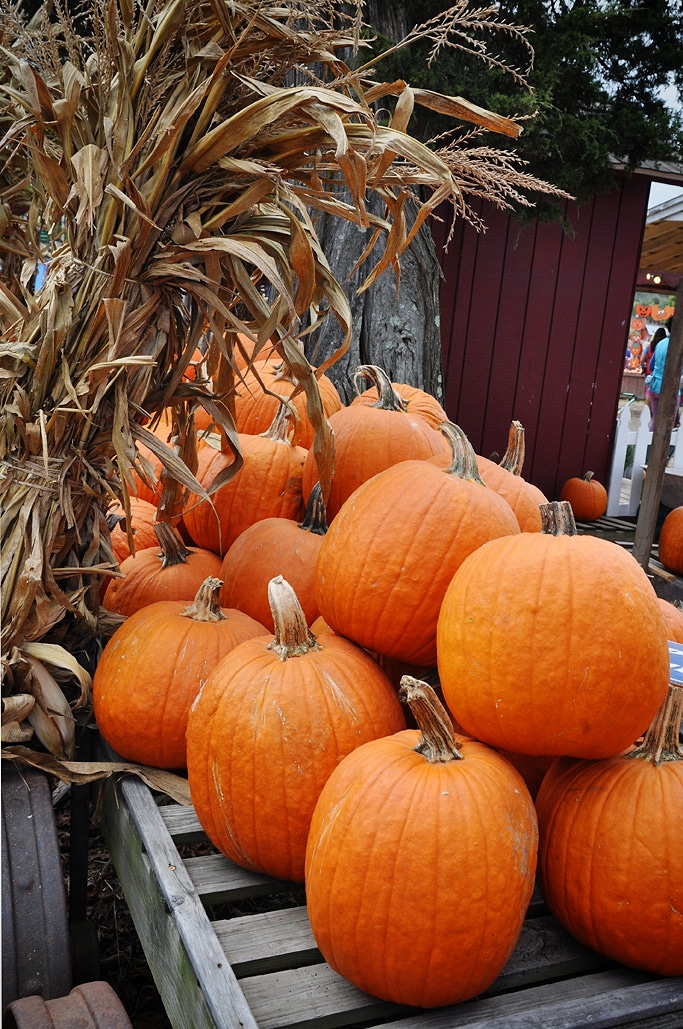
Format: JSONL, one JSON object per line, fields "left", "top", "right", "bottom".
{"left": 55, "top": 785, "right": 172, "bottom": 1028}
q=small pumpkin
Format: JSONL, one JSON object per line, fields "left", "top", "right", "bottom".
{"left": 559, "top": 470, "right": 607, "bottom": 522}
{"left": 301, "top": 364, "right": 446, "bottom": 521}
{"left": 437, "top": 500, "right": 670, "bottom": 759}
{"left": 219, "top": 483, "right": 327, "bottom": 631}
{"left": 305, "top": 677, "right": 538, "bottom": 1008}
{"left": 315, "top": 421, "right": 520, "bottom": 666}
{"left": 658, "top": 506, "right": 683, "bottom": 575}
{"left": 186, "top": 577, "right": 406, "bottom": 882}
{"left": 657, "top": 597, "right": 683, "bottom": 642}
{"left": 535, "top": 682, "right": 683, "bottom": 976}
{"left": 103, "top": 521, "right": 222, "bottom": 616}
{"left": 93, "top": 577, "right": 266, "bottom": 769}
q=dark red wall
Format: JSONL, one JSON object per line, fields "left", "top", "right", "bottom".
{"left": 433, "top": 175, "right": 651, "bottom": 499}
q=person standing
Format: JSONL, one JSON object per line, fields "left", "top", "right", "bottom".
{"left": 645, "top": 320, "right": 676, "bottom": 429}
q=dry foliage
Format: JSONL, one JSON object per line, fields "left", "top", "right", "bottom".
{"left": 0, "top": 0, "right": 565, "bottom": 759}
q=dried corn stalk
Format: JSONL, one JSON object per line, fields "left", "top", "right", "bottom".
{"left": 0, "top": 0, "right": 565, "bottom": 754}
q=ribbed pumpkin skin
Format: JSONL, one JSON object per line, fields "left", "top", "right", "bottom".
{"left": 186, "top": 635, "right": 406, "bottom": 882}
{"left": 437, "top": 533, "right": 670, "bottom": 758}
{"left": 658, "top": 506, "right": 683, "bottom": 574}
{"left": 315, "top": 460, "right": 520, "bottom": 666}
{"left": 477, "top": 456, "right": 548, "bottom": 532}
{"left": 102, "top": 543, "right": 222, "bottom": 615}
{"left": 93, "top": 599, "right": 266, "bottom": 768}
{"left": 535, "top": 753, "right": 683, "bottom": 975}
{"left": 182, "top": 435, "right": 306, "bottom": 556}
{"left": 301, "top": 406, "right": 446, "bottom": 521}
{"left": 219, "top": 517, "right": 323, "bottom": 631}
{"left": 305, "top": 731, "right": 538, "bottom": 1008}
{"left": 109, "top": 498, "right": 159, "bottom": 563}
{"left": 351, "top": 382, "right": 447, "bottom": 429}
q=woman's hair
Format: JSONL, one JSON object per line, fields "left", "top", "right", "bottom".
{"left": 651, "top": 326, "right": 668, "bottom": 350}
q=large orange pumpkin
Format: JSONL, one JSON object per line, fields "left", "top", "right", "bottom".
{"left": 107, "top": 497, "right": 159, "bottom": 564}
{"left": 559, "top": 470, "right": 607, "bottom": 522}
{"left": 315, "top": 421, "right": 520, "bottom": 666}
{"left": 93, "top": 577, "right": 266, "bottom": 769}
{"left": 437, "top": 500, "right": 670, "bottom": 758}
{"left": 102, "top": 521, "right": 222, "bottom": 616}
{"left": 186, "top": 577, "right": 406, "bottom": 882}
{"left": 219, "top": 483, "right": 327, "bottom": 631}
{"left": 301, "top": 364, "right": 446, "bottom": 520}
{"left": 182, "top": 404, "right": 307, "bottom": 556}
{"left": 305, "top": 677, "right": 538, "bottom": 1008}
{"left": 234, "top": 358, "right": 342, "bottom": 448}
{"left": 535, "top": 682, "right": 683, "bottom": 976}
{"left": 658, "top": 506, "right": 683, "bottom": 574}
{"left": 351, "top": 379, "right": 447, "bottom": 429}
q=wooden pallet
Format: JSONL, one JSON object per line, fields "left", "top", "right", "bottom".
{"left": 97, "top": 767, "right": 683, "bottom": 1029}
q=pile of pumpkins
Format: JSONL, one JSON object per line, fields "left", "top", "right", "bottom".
{"left": 93, "top": 360, "right": 682, "bottom": 1010}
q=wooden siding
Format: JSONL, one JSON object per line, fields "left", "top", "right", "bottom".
{"left": 434, "top": 176, "right": 651, "bottom": 499}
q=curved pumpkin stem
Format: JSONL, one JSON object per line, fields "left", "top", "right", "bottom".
{"left": 181, "top": 576, "right": 226, "bottom": 622}
{"left": 398, "top": 675, "right": 463, "bottom": 762}
{"left": 262, "top": 399, "right": 297, "bottom": 443}
{"left": 153, "top": 520, "right": 192, "bottom": 568}
{"left": 627, "top": 684, "right": 683, "bottom": 766}
{"left": 299, "top": 482, "right": 328, "bottom": 535}
{"left": 540, "top": 500, "right": 577, "bottom": 537}
{"left": 438, "top": 421, "right": 487, "bottom": 485}
{"left": 353, "top": 365, "right": 407, "bottom": 412}
{"left": 581, "top": 471, "right": 596, "bottom": 483}
{"left": 499, "top": 420, "right": 525, "bottom": 476}
{"left": 267, "top": 575, "right": 321, "bottom": 659}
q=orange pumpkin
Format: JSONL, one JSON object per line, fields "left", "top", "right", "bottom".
{"left": 103, "top": 521, "right": 222, "bottom": 616}
{"left": 315, "top": 422, "right": 520, "bottom": 666}
{"left": 301, "top": 364, "right": 446, "bottom": 521}
{"left": 186, "top": 576, "right": 406, "bottom": 882}
{"left": 657, "top": 596, "right": 683, "bottom": 641}
{"left": 219, "top": 483, "right": 327, "bottom": 631}
{"left": 305, "top": 677, "right": 538, "bottom": 1008}
{"left": 535, "top": 682, "right": 683, "bottom": 976}
{"left": 93, "top": 577, "right": 266, "bottom": 768}
{"left": 108, "top": 497, "right": 159, "bottom": 563}
{"left": 234, "top": 358, "right": 342, "bottom": 448}
{"left": 658, "top": 506, "right": 683, "bottom": 574}
{"left": 559, "top": 470, "right": 607, "bottom": 522}
{"left": 437, "top": 500, "right": 670, "bottom": 758}
{"left": 351, "top": 379, "right": 447, "bottom": 429}
{"left": 182, "top": 404, "right": 307, "bottom": 556}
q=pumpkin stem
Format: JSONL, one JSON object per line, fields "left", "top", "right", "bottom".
{"left": 181, "top": 576, "right": 226, "bottom": 622}
{"left": 299, "top": 483, "right": 328, "bottom": 535}
{"left": 272, "top": 360, "right": 297, "bottom": 385}
{"left": 499, "top": 420, "right": 525, "bottom": 476}
{"left": 262, "top": 399, "right": 297, "bottom": 443}
{"left": 582, "top": 471, "right": 596, "bottom": 482}
{"left": 267, "top": 575, "right": 321, "bottom": 659}
{"left": 398, "top": 676, "right": 463, "bottom": 762}
{"left": 540, "top": 500, "right": 578, "bottom": 536}
{"left": 353, "top": 365, "right": 407, "bottom": 412}
{"left": 153, "top": 520, "right": 191, "bottom": 568}
{"left": 626, "top": 683, "right": 683, "bottom": 766}
{"left": 437, "top": 422, "right": 487, "bottom": 485}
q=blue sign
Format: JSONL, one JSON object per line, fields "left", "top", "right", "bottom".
{"left": 668, "top": 641, "right": 683, "bottom": 686}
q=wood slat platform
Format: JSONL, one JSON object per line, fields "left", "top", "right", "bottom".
{"left": 97, "top": 766, "right": 683, "bottom": 1029}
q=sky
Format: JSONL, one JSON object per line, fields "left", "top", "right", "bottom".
{"left": 648, "top": 181, "right": 683, "bottom": 210}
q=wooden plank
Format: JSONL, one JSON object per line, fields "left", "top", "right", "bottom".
{"left": 184, "top": 852, "right": 300, "bottom": 906}
{"left": 369, "top": 971, "right": 683, "bottom": 1029}
{"left": 159, "top": 803, "right": 208, "bottom": 845}
{"left": 99, "top": 775, "right": 259, "bottom": 1029}
{"left": 215, "top": 907, "right": 320, "bottom": 976}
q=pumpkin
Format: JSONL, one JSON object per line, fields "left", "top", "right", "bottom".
{"left": 93, "top": 577, "right": 266, "bottom": 769}
{"left": 351, "top": 379, "right": 447, "bottom": 429}
{"left": 495, "top": 750, "right": 555, "bottom": 801}
{"left": 657, "top": 597, "right": 683, "bottom": 642}
{"left": 301, "top": 364, "right": 446, "bottom": 521}
{"left": 559, "top": 470, "right": 607, "bottom": 522}
{"left": 234, "top": 358, "right": 342, "bottom": 448}
{"left": 315, "top": 421, "right": 520, "bottom": 666}
{"left": 219, "top": 482, "right": 327, "bottom": 631}
{"left": 535, "top": 682, "right": 683, "bottom": 976}
{"left": 657, "top": 506, "right": 683, "bottom": 574}
{"left": 186, "top": 576, "right": 406, "bottom": 882}
{"left": 635, "top": 304, "right": 652, "bottom": 318}
{"left": 305, "top": 677, "right": 538, "bottom": 1008}
{"left": 107, "top": 497, "right": 159, "bottom": 564}
{"left": 103, "top": 521, "right": 222, "bottom": 616}
{"left": 437, "top": 500, "right": 670, "bottom": 759}
{"left": 182, "top": 403, "right": 307, "bottom": 556}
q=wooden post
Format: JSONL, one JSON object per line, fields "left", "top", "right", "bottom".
{"left": 633, "top": 279, "right": 683, "bottom": 569}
